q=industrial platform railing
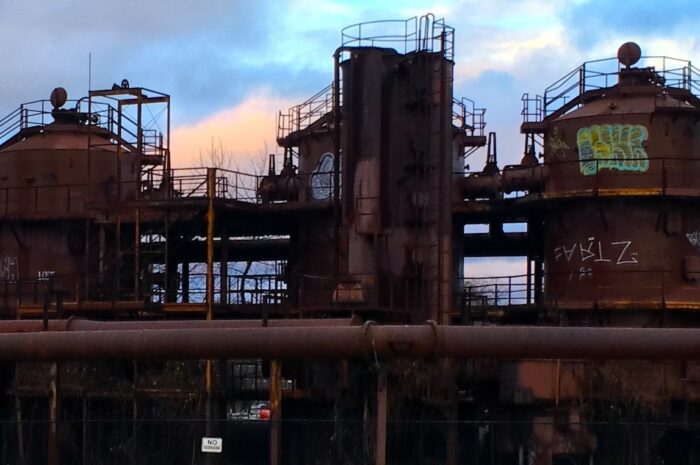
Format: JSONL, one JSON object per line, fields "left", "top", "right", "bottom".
{"left": 2, "top": 270, "right": 427, "bottom": 319}
{"left": 460, "top": 268, "right": 696, "bottom": 316}
{"left": 341, "top": 14, "right": 455, "bottom": 60}
{"left": 0, "top": 165, "right": 340, "bottom": 217}
{"left": 277, "top": 83, "right": 336, "bottom": 143}
{"left": 521, "top": 55, "right": 700, "bottom": 122}
{"left": 0, "top": 99, "right": 167, "bottom": 161}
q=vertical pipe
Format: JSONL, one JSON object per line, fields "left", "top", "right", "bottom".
{"left": 376, "top": 368, "right": 387, "bottom": 465}
{"left": 556, "top": 359, "right": 562, "bottom": 407}
{"left": 132, "top": 360, "right": 138, "bottom": 459}
{"left": 117, "top": 102, "right": 123, "bottom": 202}
{"left": 270, "top": 360, "right": 282, "bottom": 465}
{"left": 48, "top": 362, "right": 59, "bottom": 465}
{"left": 134, "top": 209, "right": 140, "bottom": 300}
{"left": 164, "top": 211, "right": 170, "bottom": 303}
{"left": 205, "top": 168, "right": 216, "bottom": 442}
{"left": 206, "top": 168, "right": 216, "bottom": 320}
{"left": 332, "top": 52, "right": 341, "bottom": 284}
{"left": 221, "top": 231, "right": 228, "bottom": 305}
{"left": 14, "top": 395, "right": 24, "bottom": 465}
{"left": 115, "top": 218, "right": 121, "bottom": 300}
{"left": 84, "top": 219, "right": 90, "bottom": 302}
{"left": 81, "top": 397, "right": 87, "bottom": 465}
{"left": 166, "top": 96, "right": 171, "bottom": 175}
{"left": 437, "top": 32, "right": 448, "bottom": 325}
{"left": 136, "top": 93, "right": 143, "bottom": 157}
{"left": 526, "top": 257, "right": 532, "bottom": 305}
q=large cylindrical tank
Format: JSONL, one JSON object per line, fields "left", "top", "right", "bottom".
{"left": 0, "top": 122, "right": 139, "bottom": 216}
{"left": 0, "top": 115, "right": 139, "bottom": 305}
{"left": 541, "top": 62, "right": 700, "bottom": 318}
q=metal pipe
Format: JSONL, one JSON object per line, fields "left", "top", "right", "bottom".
{"left": 0, "top": 325, "right": 700, "bottom": 361}
{"left": 270, "top": 359, "right": 282, "bottom": 465}
{"left": 0, "top": 317, "right": 361, "bottom": 333}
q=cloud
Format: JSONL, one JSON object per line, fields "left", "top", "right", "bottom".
{"left": 561, "top": 0, "right": 700, "bottom": 49}
{"left": 0, "top": 0, "right": 279, "bottom": 122}
{"left": 170, "top": 90, "right": 297, "bottom": 168}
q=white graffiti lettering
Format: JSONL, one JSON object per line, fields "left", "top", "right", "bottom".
{"left": 687, "top": 231, "right": 700, "bottom": 251}
{"left": 562, "top": 244, "right": 577, "bottom": 263}
{"left": 37, "top": 270, "right": 55, "bottom": 281}
{"left": 552, "top": 238, "right": 639, "bottom": 277}
{"left": 0, "top": 256, "right": 18, "bottom": 281}
{"left": 611, "top": 241, "right": 638, "bottom": 265}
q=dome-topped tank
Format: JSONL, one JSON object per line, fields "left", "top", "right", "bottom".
{"left": 535, "top": 44, "right": 700, "bottom": 322}
{"left": 0, "top": 88, "right": 144, "bottom": 307}
{"left": 0, "top": 89, "right": 140, "bottom": 217}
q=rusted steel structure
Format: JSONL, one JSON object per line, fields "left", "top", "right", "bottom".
{"left": 2, "top": 12, "right": 700, "bottom": 465}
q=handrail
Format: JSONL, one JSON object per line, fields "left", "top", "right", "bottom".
{"left": 341, "top": 15, "right": 454, "bottom": 60}
{"left": 277, "top": 82, "right": 336, "bottom": 142}
{"left": 521, "top": 55, "right": 700, "bottom": 122}
{"left": 0, "top": 99, "right": 166, "bottom": 161}
{"left": 453, "top": 97, "right": 486, "bottom": 135}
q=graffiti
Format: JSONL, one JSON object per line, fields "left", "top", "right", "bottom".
{"left": 687, "top": 231, "right": 700, "bottom": 251}
{"left": 0, "top": 256, "right": 18, "bottom": 281}
{"left": 309, "top": 153, "right": 334, "bottom": 200}
{"left": 553, "top": 237, "right": 639, "bottom": 266}
{"left": 37, "top": 270, "right": 55, "bottom": 281}
{"left": 576, "top": 124, "right": 649, "bottom": 175}
{"left": 577, "top": 267, "right": 593, "bottom": 281}
{"left": 548, "top": 127, "right": 570, "bottom": 160}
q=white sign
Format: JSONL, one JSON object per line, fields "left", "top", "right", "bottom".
{"left": 201, "top": 437, "right": 223, "bottom": 454}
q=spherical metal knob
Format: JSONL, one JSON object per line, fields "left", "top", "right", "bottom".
{"left": 617, "top": 42, "right": 641, "bottom": 68}
{"left": 50, "top": 87, "right": 68, "bottom": 109}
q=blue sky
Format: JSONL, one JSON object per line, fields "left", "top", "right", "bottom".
{"left": 1, "top": 0, "right": 699, "bottom": 170}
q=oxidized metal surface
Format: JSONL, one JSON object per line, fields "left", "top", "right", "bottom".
{"left": 539, "top": 62, "right": 700, "bottom": 314}
{"left": 1, "top": 324, "right": 700, "bottom": 361}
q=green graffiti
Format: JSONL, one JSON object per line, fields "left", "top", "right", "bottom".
{"left": 576, "top": 124, "right": 649, "bottom": 175}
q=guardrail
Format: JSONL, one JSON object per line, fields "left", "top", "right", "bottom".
{"left": 521, "top": 55, "right": 700, "bottom": 122}
{"left": 341, "top": 15, "right": 454, "bottom": 60}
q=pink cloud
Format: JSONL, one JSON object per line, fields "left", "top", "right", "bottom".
{"left": 170, "top": 92, "right": 297, "bottom": 169}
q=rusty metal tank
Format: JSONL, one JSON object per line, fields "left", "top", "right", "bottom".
{"left": 0, "top": 89, "right": 139, "bottom": 304}
{"left": 538, "top": 44, "right": 700, "bottom": 318}
{"left": 277, "top": 16, "right": 464, "bottom": 322}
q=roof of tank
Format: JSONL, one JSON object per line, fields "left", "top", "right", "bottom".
{"left": 0, "top": 124, "right": 119, "bottom": 153}
{"left": 557, "top": 89, "right": 697, "bottom": 121}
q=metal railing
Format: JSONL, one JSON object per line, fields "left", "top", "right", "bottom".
{"left": 521, "top": 55, "right": 700, "bottom": 122}
{"left": 452, "top": 97, "right": 485, "bottom": 135}
{"left": 0, "top": 98, "right": 167, "bottom": 161}
{"left": 463, "top": 274, "right": 535, "bottom": 309}
{"left": 459, "top": 268, "right": 690, "bottom": 315}
{"left": 277, "top": 83, "right": 336, "bottom": 142}
{"left": 341, "top": 14, "right": 455, "bottom": 60}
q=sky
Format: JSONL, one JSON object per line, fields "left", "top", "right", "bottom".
{"left": 1, "top": 0, "right": 699, "bottom": 276}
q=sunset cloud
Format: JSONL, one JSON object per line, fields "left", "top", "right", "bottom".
{"left": 170, "top": 90, "right": 297, "bottom": 169}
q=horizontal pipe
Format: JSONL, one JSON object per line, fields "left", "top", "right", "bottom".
{"left": 0, "top": 325, "right": 699, "bottom": 361}
{"left": 0, "top": 317, "right": 360, "bottom": 333}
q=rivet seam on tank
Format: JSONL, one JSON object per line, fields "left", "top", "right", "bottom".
{"left": 577, "top": 124, "right": 649, "bottom": 175}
